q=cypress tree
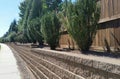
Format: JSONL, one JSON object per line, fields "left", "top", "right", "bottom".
{"left": 40, "top": 0, "right": 62, "bottom": 49}
{"left": 27, "top": 0, "right": 43, "bottom": 45}
{"left": 21, "top": 0, "right": 33, "bottom": 43}
{"left": 65, "top": 0, "right": 100, "bottom": 51}
{"left": 41, "top": 12, "right": 61, "bottom": 50}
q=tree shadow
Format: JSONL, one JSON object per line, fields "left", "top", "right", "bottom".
{"left": 81, "top": 50, "right": 120, "bottom": 58}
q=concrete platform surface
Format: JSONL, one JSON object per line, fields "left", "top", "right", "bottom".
{"left": 0, "top": 43, "right": 21, "bottom": 79}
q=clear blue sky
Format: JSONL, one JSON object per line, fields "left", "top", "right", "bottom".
{"left": 0, "top": 0, "right": 22, "bottom": 37}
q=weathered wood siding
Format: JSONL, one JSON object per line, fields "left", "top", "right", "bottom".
{"left": 99, "top": 0, "right": 120, "bottom": 22}
{"left": 93, "top": 19, "right": 120, "bottom": 48}
{"left": 59, "top": 0, "right": 120, "bottom": 50}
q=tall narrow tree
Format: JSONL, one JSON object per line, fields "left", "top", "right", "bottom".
{"left": 41, "top": 12, "right": 61, "bottom": 50}
{"left": 22, "top": 0, "right": 33, "bottom": 43}
{"left": 40, "top": 0, "right": 62, "bottom": 49}
{"left": 27, "top": 0, "right": 43, "bottom": 45}
{"left": 65, "top": 0, "right": 100, "bottom": 51}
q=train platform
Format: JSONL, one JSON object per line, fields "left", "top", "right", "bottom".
{"left": 0, "top": 43, "right": 21, "bottom": 79}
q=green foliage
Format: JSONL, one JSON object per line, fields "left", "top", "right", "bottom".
{"left": 20, "top": 0, "right": 33, "bottom": 42}
{"left": 0, "top": 38, "right": 3, "bottom": 43}
{"left": 42, "top": 0, "right": 62, "bottom": 12}
{"left": 1, "top": 0, "right": 101, "bottom": 52}
{"left": 2, "top": 32, "right": 17, "bottom": 42}
{"left": 18, "top": 0, "right": 29, "bottom": 31}
{"left": 8, "top": 32, "right": 17, "bottom": 42}
{"left": 28, "top": 0, "right": 42, "bottom": 20}
{"left": 64, "top": 0, "right": 100, "bottom": 51}
{"left": 29, "top": 18, "right": 43, "bottom": 45}
{"left": 27, "top": 0, "right": 43, "bottom": 45}
{"left": 9, "top": 20, "right": 17, "bottom": 33}
{"left": 40, "top": 0, "right": 62, "bottom": 49}
{"left": 15, "top": 32, "right": 27, "bottom": 43}
{"left": 41, "top": 12, "right": 61, "bottom": 50}
{"left": 1, "top": 20, "right": 18, "bottom": 43}
{"left": 1, "top": 0, "right": 62, "bottom": 47}
{"left": 19, "top": 0, "right": 28, "bottom": 19}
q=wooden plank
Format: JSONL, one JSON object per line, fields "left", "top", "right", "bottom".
{"left": 99, "top": 0, "right": 120, "bottom": 23}
{"left": 118, "top": 0, "right": 120, "bottom": 14}
{"left": 114, "top": 0, "right": 118, "bottom": 15}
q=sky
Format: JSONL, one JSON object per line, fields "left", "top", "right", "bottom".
{"left": 0, "top": 0, "right": 22, "bottom": 37}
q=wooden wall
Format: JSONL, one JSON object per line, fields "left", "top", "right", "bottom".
{"left": 59, "top": 0, "right": 120, "bottom": 50}
{"left": 59, "top": 21, "right": 120, "bottom": 50}
{"left": 99, "top": 0, "right": 120, "bottom": 22}
{"left": 92, "top": 19, "right": 120, "bottom": 48}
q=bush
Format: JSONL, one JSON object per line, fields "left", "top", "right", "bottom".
{"left": 65, "top": 0, "right": 100, "bottom": 51}
{"left": 41, "top": 12, "right": 61, "bottom": 50}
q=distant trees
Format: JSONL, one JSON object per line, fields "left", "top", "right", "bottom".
{"left": 0, "top": 0, "right": 100, "bottom": 52}
{"left": 9, "top": 20, "right": 18, "bottom": 33}
{"left": 8, "top": 32, "right": 17, "bottom": 42}
{"left": 0, "top": 20, "right": 17, "bottom": 42}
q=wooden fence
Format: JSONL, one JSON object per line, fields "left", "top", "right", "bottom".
{"left": 59, "top": 0, "right": 120, "bottom": 50}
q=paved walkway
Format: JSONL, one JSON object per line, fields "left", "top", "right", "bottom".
{"left": 0, "top": 43, "right": 21, "bottom": 79}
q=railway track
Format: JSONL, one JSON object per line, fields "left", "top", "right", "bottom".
{"left": 10, "top": 44, "right": 60, "bottom": 79}
{"left": 9, "top": 44, "right": 84, "bottom": 79}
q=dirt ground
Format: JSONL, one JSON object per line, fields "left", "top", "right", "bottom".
{"left": 7, "top": 43, "right": 120, "bottom": 79}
